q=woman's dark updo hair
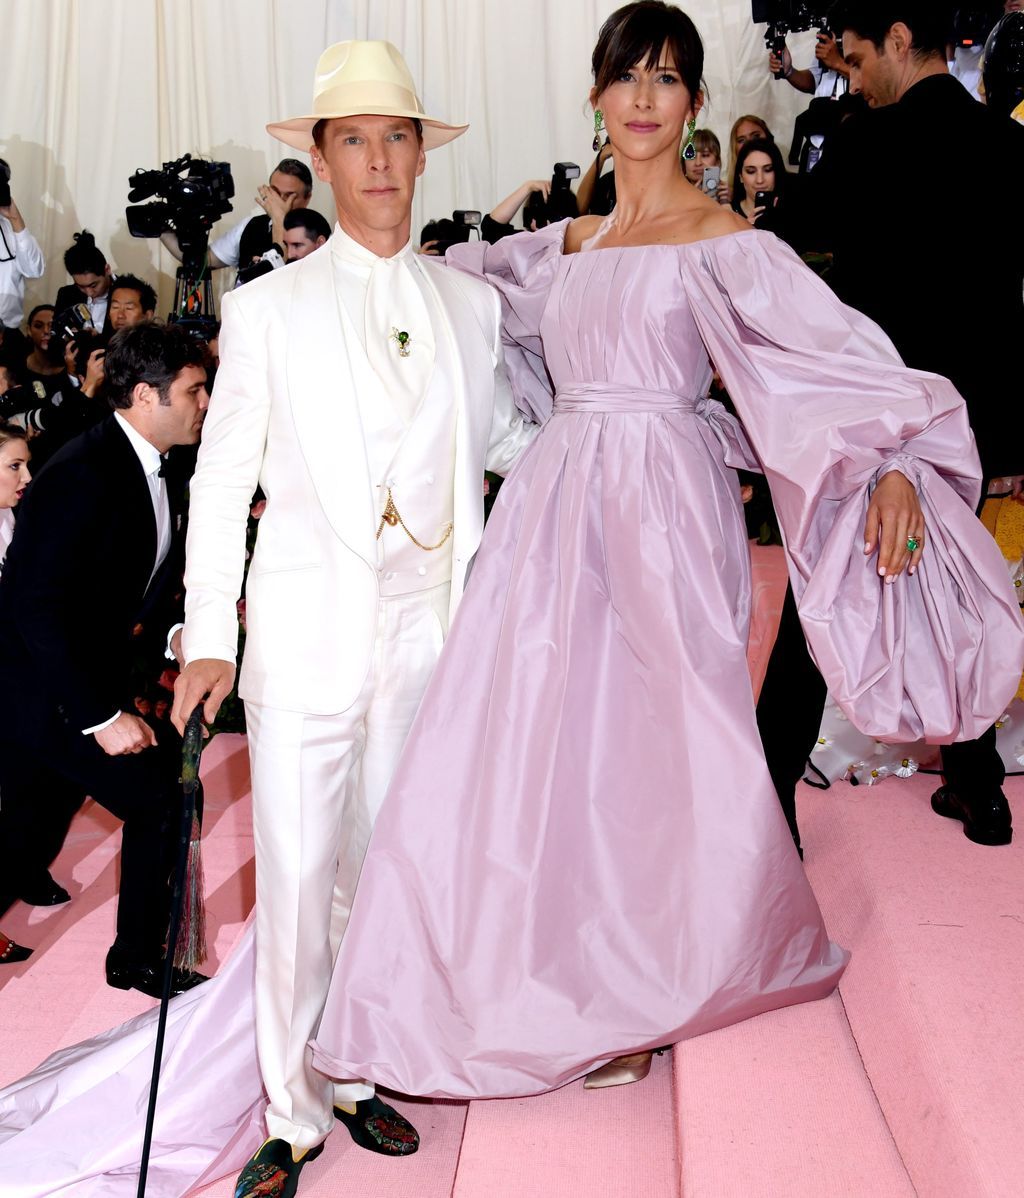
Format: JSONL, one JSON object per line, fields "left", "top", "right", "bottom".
{"left": 592, "top": 2, "right": 705, "bottom": 100}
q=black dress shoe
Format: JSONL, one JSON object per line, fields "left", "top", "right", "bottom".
{"left": 931, "top": 785, "right": 1012, "bottom": 846}
{"left": 105, "top": 952, "right": 209, "bottom": 998}
{"left": 333, "top": 1096, "right": 419, "bottom": 1156}
{"left": 234, "top": 1138, "right": 324, "bottom": 1198}
{"left": 0, "top": 936, "right": 33, "bottom": 964}
{"left": 18, "top": 874, "right": 71, "bottom": 906}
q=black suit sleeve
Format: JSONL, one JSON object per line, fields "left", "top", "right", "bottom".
{"left": 8, "top": 459, "right": 123, "bottom": 730}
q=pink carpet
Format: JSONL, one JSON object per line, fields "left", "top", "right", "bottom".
{"left": 2, "top": 544, "right": 1021, "bottom": 1195}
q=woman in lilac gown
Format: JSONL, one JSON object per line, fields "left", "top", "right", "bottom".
{"left": 1, "top": 4, "right": 1021, "bottom": 1193}
{"left": 307, "top": 8, "right": 1021, "bottom": 1096}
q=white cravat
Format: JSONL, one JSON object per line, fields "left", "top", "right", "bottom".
{"left": 329, "top": 224, "right": 434, "bottom": 423}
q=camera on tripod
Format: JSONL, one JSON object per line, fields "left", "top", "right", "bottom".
{"left": 125, "top": 153, "right": 234, "bottom": 340}
{"left": 752, "top": 2, "right": 833, "bottom": 77}
{"left": 126, "top": 154, "right": 234, "bottom": 270}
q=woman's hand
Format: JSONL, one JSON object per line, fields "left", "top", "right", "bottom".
{"left": 864, "top": 470, "right": 925, "bottom": 582}
{"left": 747, "top": 206, "right": 766, "bottom": 226}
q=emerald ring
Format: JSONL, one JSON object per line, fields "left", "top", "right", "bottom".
{"left": 906, "top": 536, "right": 920, "bottom": 552}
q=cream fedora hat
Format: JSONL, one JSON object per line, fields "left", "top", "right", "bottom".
{"left": 267, "top": 40, "right": 468, "bottom": 152}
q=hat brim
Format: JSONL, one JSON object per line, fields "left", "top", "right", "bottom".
{"left": 267, "top": 110, "right": 468, "bottom": 152}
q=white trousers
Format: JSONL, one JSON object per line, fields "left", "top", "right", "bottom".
{"left": 246, "top": 583, "right": 450, "bottom": 1150}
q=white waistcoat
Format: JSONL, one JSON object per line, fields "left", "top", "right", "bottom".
{"left": 336, "top": 265, "right": 458, "bottom": 598}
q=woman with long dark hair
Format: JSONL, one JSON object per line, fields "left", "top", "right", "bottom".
{"left": 309, "top": 0, "right": 1016, "bottom": 1098}
{"left": 730, "top": 136, "right": 790, "bottom": 225}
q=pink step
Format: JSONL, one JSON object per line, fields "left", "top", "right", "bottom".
{"left": 453, "top": 1050, "right": 678, "bottom": 1198}
{"left": 803, "top": 775, "right": 1024, "bottom": 1197}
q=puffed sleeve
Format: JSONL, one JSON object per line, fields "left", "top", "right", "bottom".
{"left": 684, "top": 231, "right": 1024, "bottom": 744}
{"left": 446, "top": 221, "right": 568, "bottom": 424}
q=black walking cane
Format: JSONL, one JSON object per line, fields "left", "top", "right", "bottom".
{"left": 136, "top": 703, "right": 207, "bottom": 1198}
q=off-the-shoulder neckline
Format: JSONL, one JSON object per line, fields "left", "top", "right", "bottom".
{"left": 560, "top": 225, "right": 761, "bottom": 257}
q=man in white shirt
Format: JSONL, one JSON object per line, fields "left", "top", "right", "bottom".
{"left": 0, "top": 162, "right": 45, "bottom": 333}
{"left": 172, "top": 38, "right": 536, "bottom": 1198}
{"left": 769, "top": 28, "right": 852, "bottom": 98}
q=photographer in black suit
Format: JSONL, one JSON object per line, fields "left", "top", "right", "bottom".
{"left": 0, "top": 322, "right": 210, "bottom": 994}
{"left": 759, "top": 0, "right": 1024, "bottom": 853}
{"left": 54, "top": 231, "right": 114, "bottom": 336}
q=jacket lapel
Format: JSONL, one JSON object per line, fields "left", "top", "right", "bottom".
{"left": 286, "top": 249, "right": 377, "bottom": 567}
{"left": 105, "top": 417, "right": 158, "bottom": 592}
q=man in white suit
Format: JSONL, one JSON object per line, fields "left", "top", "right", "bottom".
{"left": 171, "top": 41, "right": 536, "bottom": 1197}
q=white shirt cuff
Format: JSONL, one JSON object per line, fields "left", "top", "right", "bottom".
{"left": 82, "top": 710, "right": 122, "bottom": 735}
{"left": 166, "top": 622, "right": 184, "bottom": 661}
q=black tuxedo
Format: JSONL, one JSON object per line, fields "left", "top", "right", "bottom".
{"left": 792, "top": 73, "right": 1024, "bottom": 478}
{"left": 760, "top": 74, "right": 1022, "bottom": 845}
{"left": 53, "top": 282, "right": 114, "bottom": 337}
{"left": 0, "top": 416, "right": 189, "bottom": 955}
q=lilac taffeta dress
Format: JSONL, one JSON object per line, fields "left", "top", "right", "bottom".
{"left": 1, "top": 225, "right": 1021, "bottom": 1194}
{"left": 308, "top": 224, "right": 1022, "bottom": 1096}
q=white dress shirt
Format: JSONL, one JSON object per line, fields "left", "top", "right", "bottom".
{"left": 813, "top": 64, "right": 848, "bottom": 100}
{"left": 0, "top": 507, "right": 14, "bottom": 575}
{"left": 86, "top": 291, "right": 110, "bottom": 332}
{"left": 81, "top": 414, "right": 172, "bottom": 734}
{"left": 0, "top": 215, "right": 45, "bottom": 327}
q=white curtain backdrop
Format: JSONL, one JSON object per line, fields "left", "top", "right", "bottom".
{"left": 1, "top": 0, "right": 823, "bottom": 317}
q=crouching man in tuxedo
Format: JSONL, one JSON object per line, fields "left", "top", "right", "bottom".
{"left": 0, "top": 321, "right": 210, "bottom": 996}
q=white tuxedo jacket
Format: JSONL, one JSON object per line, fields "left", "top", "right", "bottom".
{"left": 182, "top": 243, "right": 536, "bottom": 715}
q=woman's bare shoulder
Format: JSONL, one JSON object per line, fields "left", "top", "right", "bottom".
{"left": 693, "top": 207, "right": 749, "bottom": 241}
{"left": 564, "top": 215, "right": 604, "bottom": 254}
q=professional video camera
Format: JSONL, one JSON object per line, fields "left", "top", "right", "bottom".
{"left": 126, "top": 153, "right": 233, "bottom": 272}
{"left": 523, "top": 162, "right": 581, "bottom": 229}
{"left": 125, "top": 153, "right": 234, "bottom": 340}
{"left": 752, "top": 2, "right": 833, "bottom": 77}
{"left": 421, "top": 209, "right": 482, "bottom": 256}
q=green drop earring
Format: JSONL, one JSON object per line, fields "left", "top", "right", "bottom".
{"left": 592, "top": 109, "right": 605, "bottom": 154}
{"left": 681, "top": 117, "right": 697, "bottom": 163}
